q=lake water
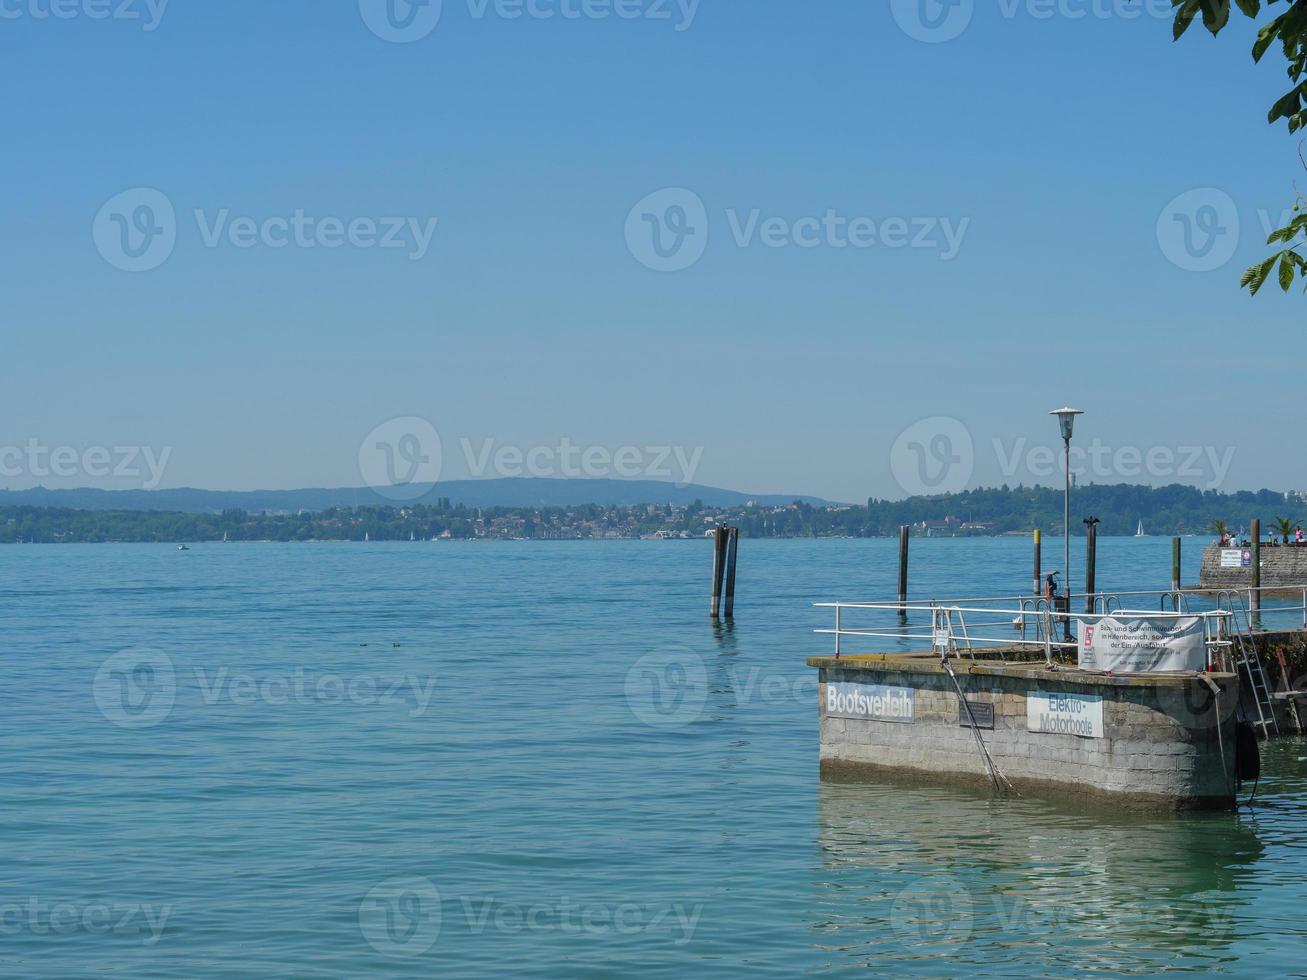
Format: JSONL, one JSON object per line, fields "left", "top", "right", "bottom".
{"left": 3, "top": 537, "right": 1306, "bottom": 976}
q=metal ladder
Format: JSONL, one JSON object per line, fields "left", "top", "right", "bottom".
{"left": 1221, "top": 591, "right": 1279, "bottom": 738}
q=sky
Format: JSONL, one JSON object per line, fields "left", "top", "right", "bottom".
{"left": 2, "top": 0, "right": 1303, "bottom": 504}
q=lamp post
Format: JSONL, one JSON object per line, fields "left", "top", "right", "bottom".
{"left": 1050, "top": 407, "right": 1083, "bottom": 643}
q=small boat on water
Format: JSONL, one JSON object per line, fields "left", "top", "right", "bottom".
{"left": 1136, "top": 520, "right": 1146, "bottom": 537}
{"left": 178, "top": 544, "right": 190, "bottom": 551}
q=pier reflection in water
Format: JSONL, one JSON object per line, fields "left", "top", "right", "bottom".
{"left": 812, "top": 740, "right": 1307, "bottom": 975}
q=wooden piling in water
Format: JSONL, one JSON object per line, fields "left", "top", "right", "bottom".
{"left": 1032, "top": 529, "right": 1041, "bottom": 596}
{"left": 1083, "top": 517, "right": 1099, "bottom": 614}
{"left": 1172, "top": 537, "right": 1182, "bottom": 593}
{"left": 710, "top": 525, "right": 727, "bottom": 618}
{"left": 1251, "top": 518, "right": 1262, "bottom": 617}
{"left": 723, "top": 527, "right": 739, "bottom": 619}
{"left": 898, "top": 525, "right": 909, "bottom": 614}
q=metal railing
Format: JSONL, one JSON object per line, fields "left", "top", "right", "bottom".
{"left": 815, "top": 594, "right": 1235, "bottom": 670}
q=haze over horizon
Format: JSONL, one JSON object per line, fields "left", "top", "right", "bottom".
{"left": 5, "top": 3, "right": 1303, "bottom": 503}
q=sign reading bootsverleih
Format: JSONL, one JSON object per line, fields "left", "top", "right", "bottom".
{"left": 824, "top": 682, "right": 914, "bottom": 724}
{"left": 1027, "top": 691, "right": 1104, "bottom": 738}
{"left": 1077, "top": 615, "right": 1207, "bottom": 673}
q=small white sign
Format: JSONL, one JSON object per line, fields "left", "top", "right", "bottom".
{"left": 1027, "top": 691, "right": 1103, "bottom": 738}
{"left": 1220, "top": 549, "right": 1243, "bottom": 569}
{"left": 825, "top": 682, "right": 915, "bottom": 724}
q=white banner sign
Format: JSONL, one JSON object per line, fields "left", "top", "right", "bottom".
{"left": 825, "top": 682, "right": 914, "bottom": 724}
{"left": 1027, "top": 691, "right": 1103, "bottom": 738}
{"left": 1077, "top": 615, "right": 1207, "bottom": 673}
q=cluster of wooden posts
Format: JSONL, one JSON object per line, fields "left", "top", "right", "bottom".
{"left": 710, "top": 525, "right": 740, "bottom": 619}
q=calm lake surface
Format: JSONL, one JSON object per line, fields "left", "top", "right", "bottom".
{"left": 3, "top": 537, "right": 1306, "bottom": 977}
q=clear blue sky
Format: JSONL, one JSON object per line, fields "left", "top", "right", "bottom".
{"left": 3, "top": 1, "right": 1302, "bottom": 503}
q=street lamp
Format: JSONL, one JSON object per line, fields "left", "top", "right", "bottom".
{"left": 1050, "top": 407, "right": 1083, "bottom": 643}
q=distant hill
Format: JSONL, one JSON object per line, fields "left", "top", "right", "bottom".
{"left": 0, "top": 479, "right": 838, "bottom": 513}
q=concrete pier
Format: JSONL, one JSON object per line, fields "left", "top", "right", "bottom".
{"left": 808, "top": 654, "right": 1241, "bottom": 811}
{"left": 1199, "top": 543, "right": 1307, "bottom": 589}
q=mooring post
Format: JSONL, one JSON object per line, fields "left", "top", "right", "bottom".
{"left": 710, "top": 524, "right": 727, "bottom": 618}
{"left": 1172, "top": 537, "right": 1182, "bottom": 593}
{"left": 1250, "top": 518, "right": 1262, "bottom": 621}
{"left": 1032, "top": 528, "right": 1041, "bottom": 596}
{"left": 722, "top": 527, "right": 739, "bottom": 619}
{"left": 1083, "top": 517, "right": 1099, "bottom": 614}
{"left": 898, "top": 525, "right": 910, "bottom": 614}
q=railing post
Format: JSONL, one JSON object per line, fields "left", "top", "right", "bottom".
{"left": 834, "top": 604, "right": 841, "bottom": 659}
{"left": 1250, "top": 518, "right": 1261, "bottom": 624}
{"left": 1172, "top": 536, "right": 1182, "bottom": 593}
{"left": 1032, "top": 528, "right": 1041, "bottom": 596}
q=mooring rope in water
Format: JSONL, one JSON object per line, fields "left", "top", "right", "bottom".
{"left": 941, "top": 656, "right": 1020, "bottom": 798}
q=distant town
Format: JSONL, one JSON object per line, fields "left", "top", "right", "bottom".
{"left": 4, "top": 483, "right": 1307, "bottom": 543}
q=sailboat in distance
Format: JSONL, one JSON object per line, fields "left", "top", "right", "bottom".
{"left": 1136, "top": 520, "right": 1146, "bottom": 537}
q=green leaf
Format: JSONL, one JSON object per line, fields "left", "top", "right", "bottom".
{"left": 1268, "top": 84, "right": 1303, "bottom": 124}
{"left": 1200, "top": 0, "right": 1231, "bottom": 34}
{"left": 1234, "top": 0, "right": 1260, "bottom": 16}
{"left": 1280, "top": 253, "right": 1296, "bottom": 290}
{"left": 1243, "top": 254, "right": 1278, "bottom": 296}
{"left": 1253, "top": 14, "right": 1287, "bottom": 61}
{"left": 1174, "top": 0, "right": 1200, "bottom": 38}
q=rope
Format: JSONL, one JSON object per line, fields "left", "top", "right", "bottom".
{"left": 941, "top": 655, "right": 1020, "bottom": 797}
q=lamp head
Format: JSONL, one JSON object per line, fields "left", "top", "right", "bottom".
{"left": 1050, "top": 407, "right": 1084, "bottom": 442}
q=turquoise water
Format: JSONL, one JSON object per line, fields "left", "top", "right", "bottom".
{"left": 3, "top": 538, "right": 1306, "bottom": 976}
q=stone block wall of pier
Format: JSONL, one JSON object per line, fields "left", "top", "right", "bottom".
{"left": 1199, "top": 544, "right": 1307, "bottom": 589}
{"left": 810, "top": 658, "right": 1240, "bottom": 810}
